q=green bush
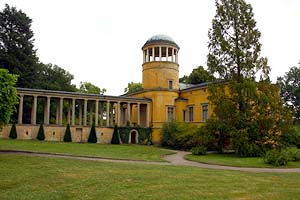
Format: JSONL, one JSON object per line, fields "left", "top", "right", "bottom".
{"left": 9, "top": 123, "right": 17, "bottom": 139}
{"left": 192, "top": 146, "right": 207, "bottom": 155}
{"left": 264, "top": 149, "right": 290, "bottom": 166}
{"left": 63, "top": 124, "right": 72, "bottom": 142}
{"left": 88, "top": 124, "right": 97, "bottom": 143}
{"left": 284, "top": 147, "right": 300, "bottom": 161}
{"left": 111, "top": 125, "right": 120, "bottom": 144}
{"left": 37, "top": 124, "right": 45, "bottom": 141}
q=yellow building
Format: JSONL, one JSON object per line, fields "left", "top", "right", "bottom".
{"left": 0, "top": 34, "right": 213, "bottom": 144}
{"left": 125, "top": 35, "right": 212, "bottom": 143}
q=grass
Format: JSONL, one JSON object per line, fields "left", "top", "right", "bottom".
{"left": 1, "top": 154, "right": 300, "bottom": 200}
{"left": 186, "top": 153, "right": 300, "bottom": 168}
{"left": 0, "top": 139, "right": 172, "bottom": 162}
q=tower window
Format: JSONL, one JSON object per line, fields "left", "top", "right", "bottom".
{"left": 167, "top": 106, "right": 174, "bottom": 122}
{"left": 202, "top": 104, "right": 209, "bottom": 122}
{"left": 168, "top": 80, "right": 173, "bottom": 89}
{"left": 188, "top": 106, "right": 194, "bottom": 122}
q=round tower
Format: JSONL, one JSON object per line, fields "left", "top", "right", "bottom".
{"left": 142, "top": 34, "right": 180, "bottom": 90}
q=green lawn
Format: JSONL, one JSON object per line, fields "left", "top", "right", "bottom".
{"left": 186, "top": 153, "right": 300, "bottom": 168}
{"left": 0, "top": 139, "right": 172, "bottom": 161}
{"left": 1, "top": 154, "right": 300, "bottom": 200}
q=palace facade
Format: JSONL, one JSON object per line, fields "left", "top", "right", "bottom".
{"left": 0, "top": 35, "right": 212, "bottom": 144}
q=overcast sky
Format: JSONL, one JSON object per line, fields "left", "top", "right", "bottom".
{"left": 1, "top": 0, "right": 300, "bottom": 95}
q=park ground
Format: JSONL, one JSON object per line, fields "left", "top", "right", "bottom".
{"left": 1, "top": 139, "right": 300, "bottom": 200}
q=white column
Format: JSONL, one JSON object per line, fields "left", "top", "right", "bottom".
{"left": 59, "top": 98, "right": 63, "bottom": 125}
{"left": 95, "top": 100, "right": 99, "bottom": 126}
{"left": 83, "top": 99, "right": 87, "bottom": 126}
{"left": 127, "top": 103, "right": 131, "bottom": 126}
{"left": 146, "top": 103, "right": 150, "bottom": 127}
{"left": 166, "top": 47, "right": 168, "bottom": 61}
{"left": 31, "top": 95, "right": 37, "bottom": 125}
{"left": 146, "top": 48, "right": 149, "bottom": 62}
{"left": 117, "top": 101, "right": 121, "bottom": 126}
{"left": 106, "top": 101, "right": 110, "bottom": 127}
{"left": 137, "top": 103, "right": 140, "bottom": 126}
{"left": 143, "top": 50, "right": 146, "bottom": 63}
{"left": 18, "top": 95, "right": 24, "bottom": 125}
{"left": 45, "top": 96, "right": 50, "bottom": 125}
{"left": 159, "top": 46, "right": 162, "bottom": 61}
{"left": 72, "top": 98, "right": 75, "bottom": 126}
{"left": 152, "top": 48, "right": 155, "bottom": 61}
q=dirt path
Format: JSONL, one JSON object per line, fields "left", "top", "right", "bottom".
{"left": 2, "top": 149, "right": 300, "bottom": 173}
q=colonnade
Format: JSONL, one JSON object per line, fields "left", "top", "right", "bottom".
{"left": 143, "top": 45, "right": 178, "bottom": 63}
{"left": 16, "top": 88, "right": 151, "bottom": 128}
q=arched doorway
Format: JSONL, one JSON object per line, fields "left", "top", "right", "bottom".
{"left": 129, "top": 129, "right": 139, "bottom": 144}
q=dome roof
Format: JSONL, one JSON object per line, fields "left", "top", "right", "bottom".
{"left": 142, "top": 34, "right": 179, "bottom": 49}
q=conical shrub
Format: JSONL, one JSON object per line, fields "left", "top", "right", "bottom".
{"left": 37, "top": 124, "right": 45, "bottom": 141}
{"left": 9, "top": 123, "right": 17, "bottom": 139}
{"left": 64, "top": 124, "right": 72, "bottom": 142}
{"left": 111, "top": 125, "right": 120, "bottom": 144}
{"left": 88, "top": 124, "right": 97, "bottom": 143}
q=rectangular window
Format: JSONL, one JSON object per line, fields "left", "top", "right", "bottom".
{"left": 188, "top": 106, "right": 194, "bottom": 122}
{"left": 202, "top": 104, "right": 209, "bottom": 122}
{"left": 183, "top": 110, "right": 186, "bottom": 122}
{"left": 167, "top": 106, "right": 174, "bottom": 122}
{"left": 168, "top": 80, "right": 173, "bottom": 89}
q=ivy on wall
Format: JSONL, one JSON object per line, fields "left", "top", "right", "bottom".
{"left": 117, "top": 126, "right": 152, "bottom": 145}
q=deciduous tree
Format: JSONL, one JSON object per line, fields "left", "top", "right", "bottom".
{"left": 179, "top": 66, "right": 214, "bottom": 84}
{"left": 124, "top": 82, "right": 142, "bottom": 93}
{"left": 79, "top": 81, "right": 106, "bottom": 95}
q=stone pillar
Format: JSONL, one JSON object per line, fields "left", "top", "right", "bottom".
{"left": 117, "top": 101, "right": 121, "bottom": 126}
{"left": 137, "top": 103, "right": 140, "bottom": 126}
{"left": 95, "top": 100, "right": 99, "bottom": 126}
{"left": 18, "top": 94, "right": 24, "bottom": 125}
{"left": 89, "top": 104, "right": 93, "bottom": 126}
{"left": 31, "top": 95, "right": 37, "bottom": 125}
{"left": 59, "top": 98, "right": 63, "bottom": 125}
{"left": 106, "top": 101, "right": 110, "bottom": 127}
{"left": 152, "top": 48, "right": 155, "bottom": 62}
{"left": 56, "top": 101, "right": 59, "bottom": 125}
{"left": 166, "top": 47, "right": 168, "bottom": 61}
{"left": 143, "top": 50, "right": 146, "bottom": 63}
{"left": 146, "top": 103, "right": 150, "bottom": 127}
{"left": 45, "top": 96, "right": 50, "bottom": 125}
{"left": 84, "top": 99, "right": 87, "bottom": 126}
{"left": 146, "top": 48, "right": 149, "bottom": 62}
{"left": 67, "top": 106, "right": 71, "bottom": 125}
{"left": 159, "top": 46, "right": 162, "bottom": 61}
{"left": 127, "top": 103, "right": 131, "bottom": 126}
{"left": 79, "top": 102, "right": 82, "bottom": 125}
{"left": 72, "top": 98, "right": 75, "bottom": 126}
{"left": 99, "top": 102, "right": 103, "bottom": 126}
{"left": 171, "top": 48, "right": 174, "bottom": 62}
{"left": 175, "top": 49, "right": 178, "bottom": 63}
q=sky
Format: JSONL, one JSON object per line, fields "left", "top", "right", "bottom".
{"left": 1, "top": 0, "right": 300, "bottom": 95}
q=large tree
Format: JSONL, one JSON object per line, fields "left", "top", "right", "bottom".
{"left": 277, "top": 62, "right": 300, "bottom": 122}
{"left": 79, "top": 81, "right": 106, "bottom": 95}
{"left": 206, "top": 0, "right": 291, "bottom": 156}
{"left": 179, "top": 66, "right": 214, "bottom": 84}
{"left": 0, "top": 68, "right": 18, "bottom": 128}
{"left": 0, "top": 4, "right": 38, "bottom": 88}
{"left": 36, "top": 63, "right": 77, "bottom": 92}
{"left": 124, "top": 82, "right": 142, "bottom": 93}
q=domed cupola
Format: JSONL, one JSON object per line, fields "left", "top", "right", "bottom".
{"left": 142, "top": 34, "right": 180, "bottom": 90}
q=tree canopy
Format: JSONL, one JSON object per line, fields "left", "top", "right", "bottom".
{"left": 124, "top": 82, "right": 142, "bottom": 93}
{"left": 205, "top": 0, "right": 293, "bottom": 156}
{"left": 0, "top": 68, "right": 18, "bottom": 128}
{"left": 79, "top": 81, "right": 106, "bottom": 95}
{"left": 179, "top": 66, "right": 214, "bottom": 84}
{"left": 0, "top": 4, "right": 38, "bottom": 88}
{"left": 277, "top": 62, "right": 300, "bottom": 122}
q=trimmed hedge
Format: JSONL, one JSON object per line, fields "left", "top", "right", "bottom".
{"left": 88, "top": 124, "right": 97, "bottom": 143}
{"left": 37, "top": 124, "right": 45, "bottom": 141}
{"left": 64, "top": 124, "right": 72, "bottom": 142}
{"left": 9, "top": 123, "right": 17, "bottom": 139}
{"left": 111, "top": 125, "right": 120, "bottom": 144}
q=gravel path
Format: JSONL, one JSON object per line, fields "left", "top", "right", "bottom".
{"left": 2, "top": 149, "right": 300, "bottom": 173}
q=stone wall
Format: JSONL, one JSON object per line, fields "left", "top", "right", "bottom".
{"left": 0, "top": 124, "right": 113, "bottom": 144}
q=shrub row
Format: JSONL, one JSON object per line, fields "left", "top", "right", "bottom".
{"left": 264, "top": 147, "right": 300, "bottom": 166}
